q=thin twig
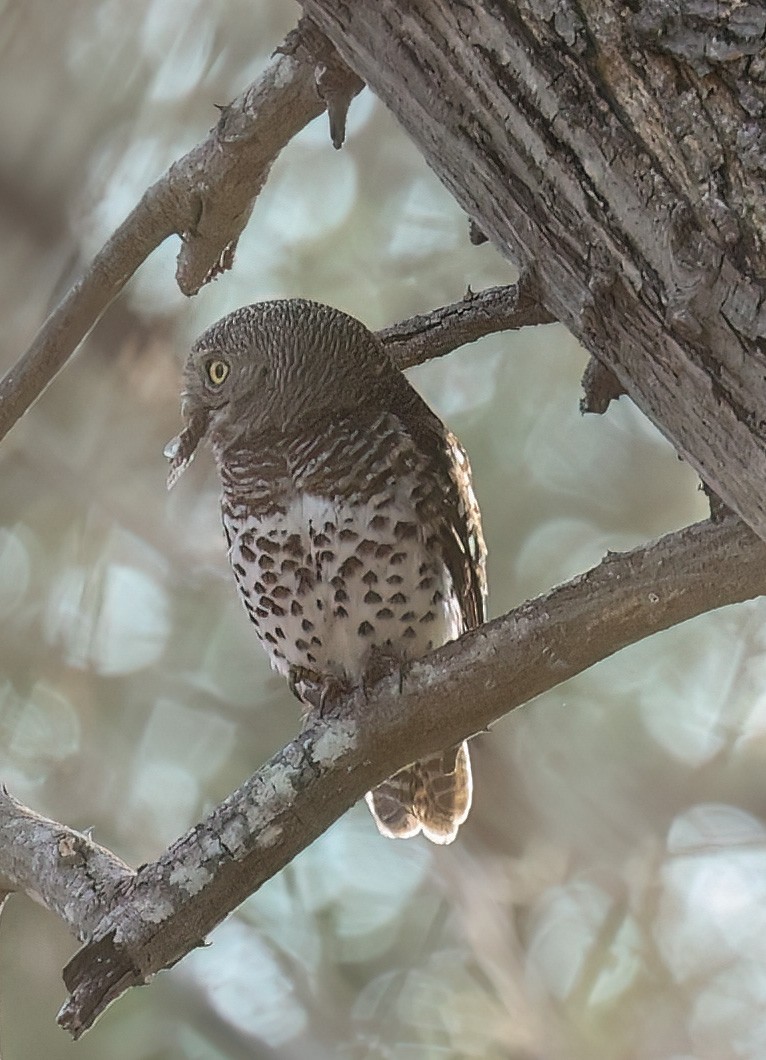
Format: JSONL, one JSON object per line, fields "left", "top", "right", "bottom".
{"left": 379, "top": 277, "right": 556, "bottom": 370}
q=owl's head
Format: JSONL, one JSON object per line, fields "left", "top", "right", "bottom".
{"left": 165, "top": 298, "right": 392, "bottom": 487}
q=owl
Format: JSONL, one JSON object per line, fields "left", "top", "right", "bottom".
{"left": 166, "top": 299, "right": 486, "bottom": 843}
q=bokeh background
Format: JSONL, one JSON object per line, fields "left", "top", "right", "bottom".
{"left": 2, "top": 2, "right": 766, "bottom": 1058}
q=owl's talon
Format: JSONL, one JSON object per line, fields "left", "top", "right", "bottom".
{"left": 318, "top": 674, "right": 351, "bottom": 716}
{"left": 362, "top": 644, "right": 403, "bottom": 694}
{"left": 288, "top": 664, "right": 315, "bottom": 702}
{"left": 289, "top": 666, "right": 350, "bottom": 716}
{"left": 397, "top": 661, "right": 408, "bottom": 695}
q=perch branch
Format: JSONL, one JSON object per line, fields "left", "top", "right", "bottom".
{"left": 0, "top": 19, "right": 362, "bottom": 444}
{"left": 378, "top": 276, "right": 556, "bottom": 370}
{"left": 0, "top": 516, "right": 760, "bottom": 1035}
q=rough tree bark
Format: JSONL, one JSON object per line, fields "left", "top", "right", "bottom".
{"left": 0, "top": 0, "right": 764, "bottom": 1038}
{"left": 303, "top": 0, "right": 766, "bottom": 537}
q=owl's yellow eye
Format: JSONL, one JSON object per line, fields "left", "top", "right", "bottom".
{"left": 206, "top": 359, "right": 230, "bottom": 386}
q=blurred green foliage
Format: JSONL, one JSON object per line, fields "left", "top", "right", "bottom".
{"left": 1, "top": 3, "right": 764, "bottom": 1058}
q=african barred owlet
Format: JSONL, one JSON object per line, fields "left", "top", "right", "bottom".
{"left": 166, "top": 299, "right": 486, "bottom": 844}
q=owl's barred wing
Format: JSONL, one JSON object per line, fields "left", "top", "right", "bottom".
{"left": 296, "top": 384, "right": 487, "bottom": 636}
{"left": 360, "top": 377, "right": 484, "bottom": 845}
{"left": 443, "top": 431, "right": 487, "bottom": 631}
{"left": 387, "top": 376, "right": 487, "bottom": 636}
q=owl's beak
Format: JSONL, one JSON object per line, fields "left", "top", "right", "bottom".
{"left": 164, "top": 406, "right": 210, "bottom": 490}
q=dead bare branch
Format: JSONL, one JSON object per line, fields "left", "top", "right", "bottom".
{"left": 0, "top": 19, "right": 362, "bottom": 445}
{"left": 378, "top": 276, "right": 556, "bottom": 370}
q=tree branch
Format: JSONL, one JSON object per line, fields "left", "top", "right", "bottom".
{"left": 378, "top": 276, "right": 556, "bottom": 370}
{"left": 0, "top": 791, "right": 134, "bottom": 941}
{"left": 0, "top": 515, "right": 759, "bottom": 1035}
{"left": 301, "top": 0, "right": 766, "bottom": 542}
{"left": 0, "top": 19, "right": 363, "bottom": 444}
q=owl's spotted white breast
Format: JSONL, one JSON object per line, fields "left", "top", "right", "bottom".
{"left": 224, "top": 487, "right": 464, "bottom": 683}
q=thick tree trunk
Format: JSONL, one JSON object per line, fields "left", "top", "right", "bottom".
{"left": 302, "top": 0, "right": 766, "bottom": 535}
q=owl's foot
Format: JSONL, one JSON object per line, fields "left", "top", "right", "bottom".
{"left": 362, "top": 644, "right": 407, "bottom": 696}
{"left": 289, "top": 665, "right": 351, "bottom": 718}
{"left": 317, "top": 674, "right": 351, "bottom": 714}
{"left": 288, "top": 664, "right": 313, "bottom": 703}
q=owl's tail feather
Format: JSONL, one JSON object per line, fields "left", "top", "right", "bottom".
{"left": 364, "top": 742, "right": 472, "bottom": 845}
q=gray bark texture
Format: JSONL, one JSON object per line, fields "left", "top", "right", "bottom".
{"left": 303, "top": 0, "right": 766, "bottom": 537}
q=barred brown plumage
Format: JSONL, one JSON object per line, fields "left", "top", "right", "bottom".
{"left": 166, "top": 298, "right": 486, "bottom": 844}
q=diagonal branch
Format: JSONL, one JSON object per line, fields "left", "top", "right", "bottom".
{"left": 0, "top": 515, "right": 759, "bottom": 1035}
{"left": 378, "top": 275, "right": 556, "bottom": 370}
{"left": 0, "top": 19, "right": 362, "bottom": 445}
